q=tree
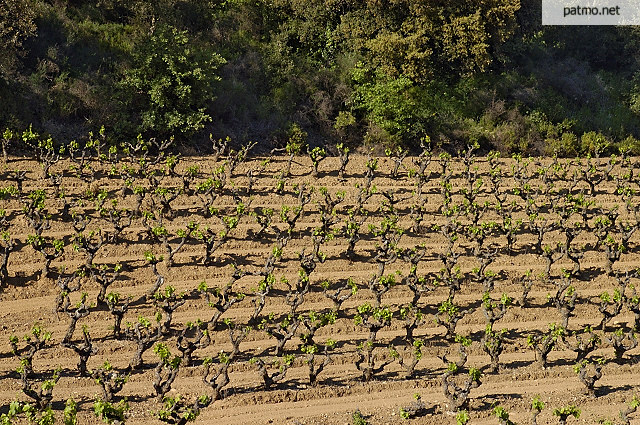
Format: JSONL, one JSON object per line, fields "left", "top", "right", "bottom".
{"left": 351, "top": 65, "right": 426, "bottom": 146}
{"left": 0, "top": 0, "right": 36, "bottom": 78}
{"left": 120, "top": 23, "right": 225, "bottom": 138}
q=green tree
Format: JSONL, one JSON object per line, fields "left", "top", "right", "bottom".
{"left": 338, "top": 0, "right": 520, "bottom": 81}
{"left": 0, "top": 0, "right": 36, "bottom": 78}
{"left": 351, "top": 65, "right": 429, "bottom": 146}
{"left": 120, "top": 23, "right": 225, "bottom": 138}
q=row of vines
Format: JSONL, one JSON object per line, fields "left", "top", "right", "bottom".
{"left": 1, "top": 131, "right": 640, "bottom": 424}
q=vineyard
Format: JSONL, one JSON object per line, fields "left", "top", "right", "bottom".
{"left": 1, "top": 137, "right": 640, "bottom": 425}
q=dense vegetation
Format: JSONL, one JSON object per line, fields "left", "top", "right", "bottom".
{"left": 3, "top": 0, "right": 640, "bottom": 155}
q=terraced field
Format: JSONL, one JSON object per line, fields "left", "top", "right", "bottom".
{"left": 1, "top": 150, "right": 639, "bottom": 424}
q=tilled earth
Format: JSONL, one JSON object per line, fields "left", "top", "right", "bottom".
{"left": 0, "top": 154, "right": 639, "bottom": 424}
